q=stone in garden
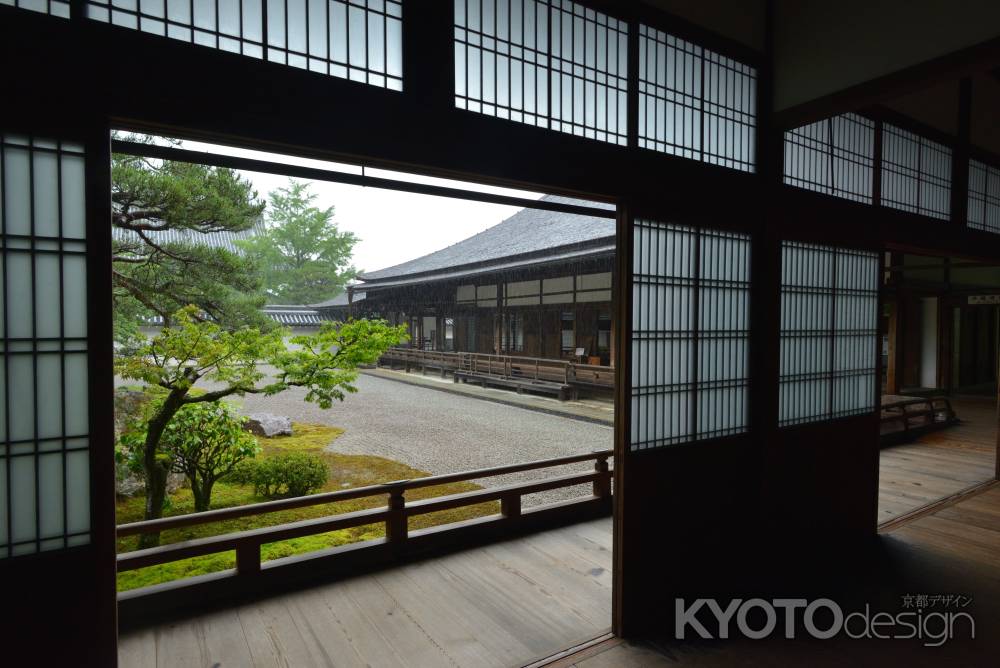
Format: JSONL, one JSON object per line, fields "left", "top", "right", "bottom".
{"left": 243, "top": 413, "right": 293, "bottom": 437}
{"left": 116, "top": 470, "right": 185, "bottom": 498}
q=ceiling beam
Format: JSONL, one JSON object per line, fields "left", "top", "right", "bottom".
{"left": 774, "top": 35, "right": 1000, "bottom": 129}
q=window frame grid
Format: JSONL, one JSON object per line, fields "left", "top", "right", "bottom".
{"left": 454, "top": 0, "right": 629, "bottom": 146}
{"left": 0, "top": 0, "right": 70, "bottom": 18}
{"left": 880, "top": 122, "right": 952, "bottom": 221}
{"left": 968, "top": 158, "right": 1000, "bottom": 234}
{"left": 630, "top": 220, "right": 751, "bottom": 451}
{"left": 84, "top": 0, "right": 403, "bottom": 90}
{"left": 778, "top": 241, "right": 879, "bottom": 428}
{"left": 1, "top": 134, "right": 90, "bottom": 558}
{"left": 637, "top": 23, "right": 757, "bottom": 173}
{"left": 783, "top": 113, "right": 875, "bottom": 204}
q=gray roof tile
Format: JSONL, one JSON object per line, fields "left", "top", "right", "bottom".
{"left": 358, "top": 195, "right": 614, "bottom": 282}
{"left": 111, "top": 219, "right": 264, "bottom": 255}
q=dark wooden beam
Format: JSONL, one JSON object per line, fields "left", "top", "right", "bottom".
{"left": 774, "top": 35, "right": 1000, "bottom": 130}
{"left": 952, "top": 78, "right": 973, "bottom": 226}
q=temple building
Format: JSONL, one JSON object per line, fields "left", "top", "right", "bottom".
{"left": 321, "top": 195, "right": 616, "bottom": 364}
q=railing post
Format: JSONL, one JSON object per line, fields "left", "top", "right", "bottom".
{"left": 501, "top": 493, "right": 522, "bottom": 519}
{"left": 386, "top": 487, "right": 407, "bottom": 546}
{"left": 236, "top": 540, "right": 261, "bottom": 577}
{"left": 593, "top": 454, "right": 611, "bottom": 499}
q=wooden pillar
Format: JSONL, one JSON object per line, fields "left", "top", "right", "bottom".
{"left": 886, "top": 301, "right": 899, "bottom": 395}
{"left": 236, "top": 542, "right": 261, "bottom": 577}
{"left": 951, "top": 78, "right": 972, "bottom": 227}
{"left": 386, "top": 488, "right": 407, "bottom": 546}
{"left": 609, "top": 291, "right": 617, "bottom": 367}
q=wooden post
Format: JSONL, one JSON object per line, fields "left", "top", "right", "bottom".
{"left": 593, "top": 454, "right": 611, "bottom": 499}
{"left": 236, "top": 541, "right": 261, "bottom": 576}
{"left": 501, "top": 493, "right": 521, "bottom": 518}
{"left": 886, "top": 301, "right": 899, "bottom": 395}
{"left": 386, "top": 488, "right": 407, "bottom": 545}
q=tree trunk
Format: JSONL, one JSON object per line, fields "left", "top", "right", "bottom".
{"left": 138, "top": 390, "right": 186, "bottom": 549}
{"left": 190, "top": 475, "right": 215, "bottom": 513}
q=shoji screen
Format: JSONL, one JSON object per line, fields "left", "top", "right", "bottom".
{"left": 0, "top": 134, "right": 90, "bottom": 557}
{"left": 630, "top": 220, "right": 750, "bottom": 450}
{"left": 778, "top": 242, "right": 879, "bottom": 427}
{"left": 454, "top": 0, "right": 629, "bottom": 145}
{"left": 637, "top": 24, "right": 757, "bottom": 172}
{"left": 968, "top": 159, "right": 1000, "bottom": 234}
{"left": 86, "top": 0, "right": 403, "bottom": 89}
{"left": 783, "top": 113, "right": 875, "bottom": 204}
{"left": 881, "top": 124, "right": 952, "bottom": 220}
{"left": 0, "top": 0, "right": 70, "bottom": 17}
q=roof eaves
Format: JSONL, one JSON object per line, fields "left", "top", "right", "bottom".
{"left": 359, "top": 243, "right": 615, "bottom": 290}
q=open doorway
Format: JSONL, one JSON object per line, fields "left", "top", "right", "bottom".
{"left": 109, "top": 133, "right": 616, "bottom": 665}
{"left": 879, "top": 251, "right": 998, "bottom": 526}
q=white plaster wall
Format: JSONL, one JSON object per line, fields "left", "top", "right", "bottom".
{"left": 920, "top": 297, "right": 939, "bottom": 388}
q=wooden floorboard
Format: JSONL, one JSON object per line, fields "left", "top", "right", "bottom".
{"left": 118, "top": 517, "right": 613, "bottom": 668}
{"left": 560, "top": 485, "right": 1000, "bottom": 667}
{"left": 878, "top": 397, "right": 996, "bottom": 525}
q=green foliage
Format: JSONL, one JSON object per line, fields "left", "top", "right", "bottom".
{"left": 161, "top": 402, "right": 259, "bottom": 511}
{"left": 239, "top": 180, "right": 358, "bottom": 305}
{"left": 226, "top": 458, "right": 259, "bottom": 486}
{"left": 115, "top": 305, "right": 409, "bottom": 409}
{"left": 237, "top": 452, "right": 329, "bottom": 499}
{"left": 111, "top": 139, "right": 269, "bottom": 339}
{"left": 114, "top": 306, "right": 407, "bottom": 541}
{"left": 118, "top": 400, "right": 260, "bottom": 511}
{"left": 115, "top": 424, "right": 499, "bottom": 592}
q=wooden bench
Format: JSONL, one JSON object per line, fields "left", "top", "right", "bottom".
{"left": 880, "top": 394, "right": 959, "bottom": 446}
{"left": 453, "top": 370, "right": 578, "bottom": 400}
{"left": 378, "top": 348, "right": 610, "bottom": 399}
{"left": 378, "top": 349, "right": 460, "bottom": 377}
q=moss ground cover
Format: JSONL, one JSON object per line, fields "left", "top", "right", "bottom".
{"left": 116, "top": 423, "right": 497, "bottom": 591}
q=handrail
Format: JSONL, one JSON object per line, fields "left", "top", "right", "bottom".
{"left": 117, "top": 449, "right": 613, "bottom": 536}
{"left": 379, "top": 348, "right": 614, "bottom": 387}
{"left": 117, "top": 450, "right": 613, "bottom": 580}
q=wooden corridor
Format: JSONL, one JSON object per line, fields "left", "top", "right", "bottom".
{"left": 117, "top": 518, "right": 613, "bottom": 668}
{"left": 553, "top": 484, "right": 1000, "bottom": 667}
{"left": 878, "top": 397, "right": 997, "bottom": 524}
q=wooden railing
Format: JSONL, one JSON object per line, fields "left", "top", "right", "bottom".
{"left": 116, "top": 450, "right": 613, "bottom": 615}
{"left": 378, "top": 348, "right": 615, "bottom": 391}
{"left": 880, "top": 394, "right": 959, "bottom": 445}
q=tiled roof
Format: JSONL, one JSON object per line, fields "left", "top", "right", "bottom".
{"left": 112, "top": 219, "right": 264, "bottom": 255}
{"left": 262, "top": 305, "right": 331, "bottom": 326}
{"left": 143, "top": 305, "right": 329, "bottom": 327}
{"left": 358, "top": 195, "right": 615, "bottom": 283}
{"left": 311, "top": 291, "right": 366, "bottom": 309}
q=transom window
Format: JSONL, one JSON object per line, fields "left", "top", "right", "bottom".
{"left": 968, "top": 159, "right": 1000, "bottom": 234}
{"left": 0, "top": 0, "right": 70, "bottom": 17}
{"left": 637, "top": 24, "right": 757, "bottom": 172}
{"left": 783, "top": 113, "right": 875, "bottom": 204}
{"left": 454, "top": 0, "right": 629, "bottom": 145}
{"left": 881, "top": 123, "right": 952, "bottom": 221}
{"left": 86, "top": 0, "right": 403, "bottom": 89}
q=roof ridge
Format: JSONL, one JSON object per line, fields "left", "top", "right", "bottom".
{"left": 358, "top": 196, "right": 613, "bottom": 282}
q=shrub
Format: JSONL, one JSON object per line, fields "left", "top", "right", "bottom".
{"left": 239, "top": 452, "right": 329, "bottom": 499}
{"left": 119, "top": 401, "right": 259, "bottom": 512}
{"left": 227, "top": 458, "right": 260, "bottom": 486}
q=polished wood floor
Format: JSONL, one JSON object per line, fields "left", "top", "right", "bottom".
{"left": 557, "top": 484, "right": 1000, "bottom": 668}
{"left": 878, "top": 397, "right": 996, "bottom": 524}
{"left": 118, "top": 400, "right": 997, "bottom": 668}
{"left": 118, "top": 518, "right": 613, "bottom": 668}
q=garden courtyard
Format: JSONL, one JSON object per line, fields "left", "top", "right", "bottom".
{"left": 115, "top": 373, "right": 613, "bottom": 591}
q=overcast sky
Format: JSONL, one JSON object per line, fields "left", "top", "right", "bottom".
{"left": 178, "top": 138, "right": 545, "bottom": 275}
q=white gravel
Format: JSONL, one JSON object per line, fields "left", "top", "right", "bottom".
{"left": 224, "top": 373, "right": 614, "bottom": 506}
